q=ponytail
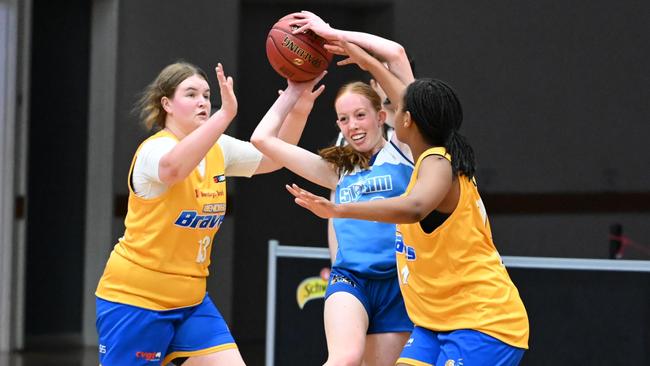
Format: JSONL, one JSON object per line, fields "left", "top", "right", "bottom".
{"left": 318, "top": 145, "right": 370, "bottom": 176}
{"left": 445, "top": 130, "right": 475, "bottom": 179}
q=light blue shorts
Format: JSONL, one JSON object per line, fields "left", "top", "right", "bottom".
{"left": 96, "top": 293, "right": 236, "bottom": 365}
{"left": 398, "top": 326, "right": 525, "bottom": 366}
{"left": 325, "top": 267, "right": 413, "bottom": 334}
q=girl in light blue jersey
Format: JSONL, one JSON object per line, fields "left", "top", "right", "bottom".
{"left": 251, "top": 11, "right": 415, "bottom": 366}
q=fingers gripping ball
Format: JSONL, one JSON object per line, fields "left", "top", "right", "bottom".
{"left": 266, "top": 15, "right": 333, "bottom": 81}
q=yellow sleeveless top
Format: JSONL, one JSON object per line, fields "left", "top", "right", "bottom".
{"left": 396, "top": 147, "right": 529, "bottom": 348}
{"left": 96, "top": 130, "right": 227, "bottom": 310}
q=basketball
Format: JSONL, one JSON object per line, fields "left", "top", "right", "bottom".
{"left": 266, "top": 15, "right": 333, "bottom": 81}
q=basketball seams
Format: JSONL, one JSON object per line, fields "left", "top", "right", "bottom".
{"left": 268, "top": 29, "right": 328, "bottom": 74}
{"left": 267, "top": 35, "right": 303, "bottom": 81}
{"left": 272, "top": 25, "right": 331, "bottom": 63}
{"left": 266, "top": 17, "right": 331, "bottom": 81}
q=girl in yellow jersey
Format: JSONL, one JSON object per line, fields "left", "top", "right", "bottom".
{"left": 287, "top": 41, "right": 529, "bottom": 366}
{"left": 95, "top": 62, "right": 324, "bottom": 366}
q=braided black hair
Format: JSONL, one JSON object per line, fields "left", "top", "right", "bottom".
{"left": 403, "top": 78, "right": 476, "bottom": 178}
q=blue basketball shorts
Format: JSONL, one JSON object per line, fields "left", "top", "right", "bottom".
{"left": 397, "top": 326, "right": 525, "bottom": 366}
{"left": 325, "top": 267, "right": 413, "bottom": 334}
{"left": 96, "top": 293, "right": 236, "bottom": 366}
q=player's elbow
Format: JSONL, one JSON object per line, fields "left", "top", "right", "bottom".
{"left": 385, "top": 44, "right": 408, "bottom": 63}
{"left": 405, "top": 201, "right": 430, "bottom": 223}
{"left": 251, "top": 134, "right": 280, "bottom": 157}
{"left": 250, "top": 133, "right": 265, "bottom": 150}
{"left": 158, "top": 158, "right": 182, "bottom": 186}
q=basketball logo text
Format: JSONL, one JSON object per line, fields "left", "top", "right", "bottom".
{"left": 281, "top": 36, "right": 323, "bottom": 68}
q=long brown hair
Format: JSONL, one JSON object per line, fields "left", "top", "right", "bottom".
{"left": 134, "top": 62, "right": 208, "bottom": 130}
{"left": 318, "top": 81, "right": 383, "bottom": 175}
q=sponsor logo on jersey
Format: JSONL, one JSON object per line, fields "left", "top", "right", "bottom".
{"left": 135, "top": 351, "right": 161, "bottom": 362}
{"left": 445, "top": 359, "right": 464, "bottom": 366}
{"left": 404, "top": 338, "right": 414, "bottom": 347}
{"left": 174, "top": 210, "right": 224, "bottom": 229}
{"left": 194, "top": 189, "right": 224, "bottom": 198}
{"left": 330, "top": 274, "right": 356, "bottom": 287}
{"left": 98, "top": 344, "right": 106, "bottom": 354}
{"left": 202, "top": 203, "right": 226, "bottom": 213}
{"left": 339, "top": 175, "right": 393, "bottom": 203}
{"left": 213, "top": 174, "right": 226, "bottom": 183}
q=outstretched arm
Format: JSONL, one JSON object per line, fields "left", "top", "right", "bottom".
{"left": 288, "top": 11, "right": 414, "bottom": 85}
{"left": 287, "top": 155, "right": 454, "bottom": 223}
{"left": 159, "top": 63, "right": 237, "bottom": 186}
{"left": 253, "top": 85, "right": 324, "bottom": 174}
{"left": 288, "top": 11, "right": 413, "bottom": 154}
{"left": 250, "top": 72, "right": 340, "bottom": 190}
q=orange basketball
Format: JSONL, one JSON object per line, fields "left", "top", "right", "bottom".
{"left": 266, "top": 15, "right": 333, "bottom": 81}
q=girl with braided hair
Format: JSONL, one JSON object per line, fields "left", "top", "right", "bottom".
{"left": 287, "top": 40, "right": 529, "bottom": 366}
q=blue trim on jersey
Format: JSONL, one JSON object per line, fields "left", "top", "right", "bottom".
{"left": 389, "top": 139, "right": 415, "bottom": 166}
{"left": 333, "top": 142, "right": 413, "bottom": 278}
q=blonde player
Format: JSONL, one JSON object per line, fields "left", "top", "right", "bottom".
{"left": 95, "top": 62, "right": 324, "bottom": 365}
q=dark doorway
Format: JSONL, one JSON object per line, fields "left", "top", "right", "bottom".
{"left": 24, "top": 0, "right": 90, "bottom": 346}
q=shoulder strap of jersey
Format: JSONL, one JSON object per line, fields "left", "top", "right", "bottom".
{"left": 416, "top": 147, "right": 451, "bottom": 167}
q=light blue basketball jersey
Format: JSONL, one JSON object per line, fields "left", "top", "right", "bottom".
{"left": 333, "top": 140, "right": 414, "bottom": 278}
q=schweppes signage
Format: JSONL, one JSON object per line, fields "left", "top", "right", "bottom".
{"left": 296, "top": 276, "right": 328, "bottom": 309}
{"left": 281, "top": 36, "right": 324, "bottom": 68}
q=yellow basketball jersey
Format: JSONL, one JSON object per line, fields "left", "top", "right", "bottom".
{"left": 96, "top": 130, "right": 227, "bottom": 310}
{"left": 396, "top": 147, "right": 529, "bottom": 349}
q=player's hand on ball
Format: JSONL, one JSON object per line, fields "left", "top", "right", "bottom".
{"left": 267, "top": 14, "right": 332, "bottom": 81}
{"left": 288, "top": 11, "right": 338, "bottom": 41}
{"left": 295, "top": 81, "right": 327, "bottom": 115}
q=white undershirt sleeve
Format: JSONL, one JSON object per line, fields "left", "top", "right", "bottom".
{"left": 218, "top": 134, "right": 263, "bottom": 177}
{"left": 132, "top": 137, "right": 176, "bottom": 199}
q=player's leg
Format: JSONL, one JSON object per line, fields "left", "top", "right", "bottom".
{"left": 164, "top": 294, "right": 244, "bottom": 366}
{"left": 322, "top": 269, "right": 373, "bottom": 366}
{"left": 323, "top": 291, "right": 369, "bottom": 366}
{"left": 362, "top": 274, "right": 413, "bottom": 366}
{"left": 395, "top": 326, "right": 441, "bottom": 366}
{"left": 180, "top": 348, "right": 245, "bottom": 366}
{"left": 363, "top": 332, "right": 410, "bottom": 366}
{"left": 436, "top": 329, "right": 525, "bottom": 366}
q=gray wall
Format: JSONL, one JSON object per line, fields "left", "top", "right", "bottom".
{"left": 393, "top": 0, "right": 650, "bottom": 258}
{"left": 396, "top": 0, "right": 650, "bottom": 193}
